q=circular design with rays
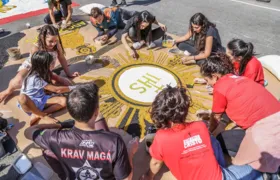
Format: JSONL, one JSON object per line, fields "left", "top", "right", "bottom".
{"left": 78, "top": 50, "right": 213, "bottom": 138}
{"left": 110, "top": 63, "right": 181, "bottom": 108}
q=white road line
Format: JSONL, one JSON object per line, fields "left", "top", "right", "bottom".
{"left": 230, "top": 0, "right": 280, "bottom": 12}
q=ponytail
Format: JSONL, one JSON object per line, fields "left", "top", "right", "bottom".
{"left": 239, "top": 42, "right": 253, "bottom": 75}
{"left": 227, "top": 39, "right": 255, "bottom": 75}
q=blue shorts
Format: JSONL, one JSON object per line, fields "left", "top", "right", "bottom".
{"left": 17, "top": 95, "right": 51, "bottom": 116}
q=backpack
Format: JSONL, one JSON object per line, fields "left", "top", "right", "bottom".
{"left": 0, "top": 117, "right": 7, "bottom": 131}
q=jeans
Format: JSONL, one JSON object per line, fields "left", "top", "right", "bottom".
{"left": 177, "top": 41, "right": 206, "bottom": 66}
{"left": 222, "top": 165, "right": 263, "bottom": 180}
{"left": 211, "top": 136, "right": 263, "bottom": 180}
{"left": 44, "top": 0, "right": 71, "bottom": 24}
{"left": 211, "top": 136, "right": 226, "bottom": 167}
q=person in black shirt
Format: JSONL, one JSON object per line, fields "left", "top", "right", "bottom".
{"left": 121, "top": 11, "right": 167, "bottom": 59}
{"left": 25, "top": 83, "right": 138, "bottom": 180}
{"left": 111, "top": 0, "right": 127, "bottom": 7}
{"left": 173, "top": 13, "right": 223, "bottom": 66}
{"left": 44, "top": 0, "right": 73, "bottom": 29}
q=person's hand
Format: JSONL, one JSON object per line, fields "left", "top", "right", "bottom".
{"left": 159, "top": 24, "right": 167, "bottom": 32}
{"left": 206, "top": 85, "right": 213, "bottom": 95}
{"left": 101, "top": 35, "right": 109, "bottom": 42}
{"left": 196, "top": 109, "right": 211, "bottom": 121}
{"left": 182, "top": 56, "right": 194, "bottom": 64}
{"left": 53, "top": 23, "right": 60, "bottom": 29}
{"left": 171, "top": 39, "right": 177, "bottom": 47}
{"left": 67, "top": 72, "right": 80, "bottom": 78}
{"left": 194, "top": 78, "right": 207, "bottom": 84}
{"left": 129, "top": 49, "right": 137, "bottom": 59}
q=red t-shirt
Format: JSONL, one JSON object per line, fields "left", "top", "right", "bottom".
{"left": 212, "top": 74, "right": 280, "bottom": 129}
{"left": 233, "top": 56, "right": 264, "bottom": 85}
{"left": 149, "top": 122, "right": 222, "bottom": 180}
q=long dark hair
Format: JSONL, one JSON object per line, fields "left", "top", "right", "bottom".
{"left": 227, "top": 39, "right": 255, "bottom": 75}
{"left": 150, "top": 85, "right": 191, "bottom": 129}
{"left": 50, "top": 0, "right": 60, "bottom": 10}
{"left": 189, "top": 13, "right": 215, "bottom": 51}
{"left": 200, "top": 52, "right": 234, "bottom": 78}
{"left": 37, "top": 25, "right": 65, "bottom": 55}
{"left": 24, "top": 51, "right": 53, "bottom": 91}
{"left": 135, "top": 11, "right": 155, "bottom": 41}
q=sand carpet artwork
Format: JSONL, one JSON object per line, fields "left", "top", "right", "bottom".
{"left": 0, "top": 20, "right": 280, "bottom": 180}
{"left": 0, "top": 20, "right": 212, "bottom": 147}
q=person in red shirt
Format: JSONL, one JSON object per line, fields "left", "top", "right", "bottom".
{"left": 142, "top": 86, "right": 263, "bottom": 180}
{"left": 200, "top": 53, "right": 280, "bottom": 174}
{"left": 226, "top": 39, "right": 264, "bottom": 85}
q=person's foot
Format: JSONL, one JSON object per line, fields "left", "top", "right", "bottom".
{"left": 30, "top": 115, "right": 41, "bottom": 126}
{"left": 110, "top": 0, "right": 118, "bottom": 6}
{"left": 194, "top": 78, "right": 207, "bottom": 84}
{"left": 146, "top": 42, "right": 156, "bottom": 49}
{"left": 0, "top": 90, "right": 12, "bottom": 103}
{"left": 118, "top": 0, "right": 127, "bottom": 6}
{"left": 43, "top": 116, "right": 58, "bottom": 124}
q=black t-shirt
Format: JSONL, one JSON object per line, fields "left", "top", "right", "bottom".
{"left": 48, "top": 0, "right": 72, "bottom": 9}
{"left": 122, "top": 13, "right": 156, "bottom": 40}
{"left": 206, "top": 26, "right": 222, "bottom": 53}
{"left": 34, "top": 127, "right": 131, "bottom": 180}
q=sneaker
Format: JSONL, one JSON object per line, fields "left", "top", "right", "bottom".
{"left": 146, "top": 42, "right": 156, "bottom": 49}
{"left": 132, "top": 41, "right": 145, "bottom": 50}
{"left": 110, "top": 0, "right": 118, "bottom": 7}
{"left": 119, "top": 0, "right": 127, "bottom": 6}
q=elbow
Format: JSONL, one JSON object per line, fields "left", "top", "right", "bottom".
{"left": 203, "top": 52, "right": 211, "bottom": 59}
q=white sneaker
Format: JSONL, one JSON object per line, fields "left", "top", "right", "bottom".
{"left": 132, "top": 41, "right": 145, "bottom": 50}
{"left": 146, "top": 42, "right": 156, "bottom": 49}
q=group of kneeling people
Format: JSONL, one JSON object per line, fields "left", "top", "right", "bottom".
{"left": 0, "top": 3, "right": 279, "bottom": 180}
{"left": 21, "top": 52, "right": 280, "bottom": 180}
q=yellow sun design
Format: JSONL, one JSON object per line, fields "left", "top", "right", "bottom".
{"left": 78, "top": 50, "right": 212, "bottom": 138}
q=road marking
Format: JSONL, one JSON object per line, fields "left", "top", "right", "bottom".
{"left": 230, "top": 0, "right": 280, "bottom": 12}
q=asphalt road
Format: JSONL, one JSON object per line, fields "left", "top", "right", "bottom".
{"left": 1, "top": 0, "right": 280, "bottom": 68}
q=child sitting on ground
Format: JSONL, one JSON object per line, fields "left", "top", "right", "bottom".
{"left": 0, "top": 25, "right": 79, "bottom": 104}
{"left": 18, "top": 51, "right": 76, "bottom": 126}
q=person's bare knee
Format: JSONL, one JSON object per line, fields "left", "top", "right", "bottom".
{"left": 9, "top": 74, "right": 24, "bottom": 91}
{"left": 18, "top": 94, "right": 28, "bottom": 106}
{"left": 58, "top": 97, "right": 67, "bottom": 107}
